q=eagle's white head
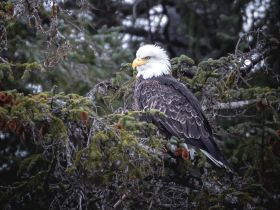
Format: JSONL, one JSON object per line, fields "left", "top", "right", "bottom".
{"left": 132, "top": 44, "right": 171, "bottom": 79}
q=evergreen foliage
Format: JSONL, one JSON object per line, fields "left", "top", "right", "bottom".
{"left": 1, "top": 0, "right": 280, "bottom": 209}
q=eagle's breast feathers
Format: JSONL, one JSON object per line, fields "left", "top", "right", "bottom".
{"left": 135, "top": 76, "right": 210, "bottom": 140}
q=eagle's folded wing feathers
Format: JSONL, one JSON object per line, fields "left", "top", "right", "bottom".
{"left": 136, "top": 78, "right": 230, "bottom": 168}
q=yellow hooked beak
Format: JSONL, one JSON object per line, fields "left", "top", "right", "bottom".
{"left": 132, "top": 58, "right": 147, "bottom": 69}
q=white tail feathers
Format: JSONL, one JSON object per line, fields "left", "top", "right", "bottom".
{"left": 200, "top": 149, "right": 227, "bottom": 168}
{"left": 181, "top": 144, "right": 232, "bottom": 172}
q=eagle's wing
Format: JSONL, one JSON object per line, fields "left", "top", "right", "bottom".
{"left": 136, "top": 76, "right": 228, "bottom": 167}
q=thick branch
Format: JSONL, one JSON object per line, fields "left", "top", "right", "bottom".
{"left": 203, "top": 99, "right": 258, "bottom": 110}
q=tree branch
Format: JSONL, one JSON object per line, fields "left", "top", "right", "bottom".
{"left": 203, "top": 99, "right": 258, "bottom": 110}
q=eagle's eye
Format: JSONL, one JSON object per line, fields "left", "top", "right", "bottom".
{"left": 143, "top": 56, "right": 151, "bottom": 60}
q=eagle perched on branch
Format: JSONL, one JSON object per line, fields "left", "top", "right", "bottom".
{"left": 132, "top": 44, "right": 230, "bottom": 169}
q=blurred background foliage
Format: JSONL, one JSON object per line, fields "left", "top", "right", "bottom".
{"left": 0, "top": 0, "right": 280, "bottom": 209}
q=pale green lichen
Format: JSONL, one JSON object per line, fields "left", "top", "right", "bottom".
{"left": 21, "top": 62, "right": 43, "bottom": 81}
{"left": 0, "top": 63, "right": 14, "bottom": 81}
{"left": 48, "top": 117, "right": 68, "bottom": 141}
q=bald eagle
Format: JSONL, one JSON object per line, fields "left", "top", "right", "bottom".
{"left": 132, "top": 44, "right": 229, "bottom": 168}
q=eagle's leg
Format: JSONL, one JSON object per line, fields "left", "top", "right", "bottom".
{"left": 175, "top": 143, "right": 196, "bottom": 160}
{"left": 164, "top": 140, "right": 195, "bottom": 161}
{"left": 175, "top": 147, "right": 190, "bottom": 160}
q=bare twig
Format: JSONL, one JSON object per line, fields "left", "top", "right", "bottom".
{"left": 113, "top": 192, "right": 128, "bottom": 209}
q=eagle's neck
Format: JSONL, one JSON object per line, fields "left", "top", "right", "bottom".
{"left": 136, "top": 60, "right": 171, "bottom": 79}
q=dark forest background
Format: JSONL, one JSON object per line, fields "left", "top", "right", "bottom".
{"left": 0, "top": 0, "right": 280, "bottom": 209}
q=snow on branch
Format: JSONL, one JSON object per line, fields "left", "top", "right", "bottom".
{"left": 203, "top": 99, "right": 258, "bottom": 110}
